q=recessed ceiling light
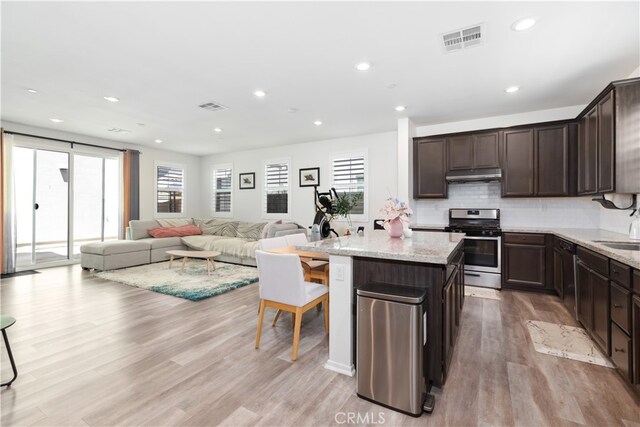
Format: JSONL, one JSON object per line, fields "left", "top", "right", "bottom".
{"left": 314, "top": 121, "right": 323, "bottom": 126}
{"left": 355, "top": 62, "right": 371, "bottom": 71}
{"left": 505, "top": 85, "right": 520, "bottom": 93}
{"left": 155, "top": 139, "right": 163, "bottom": 144}
{"left": 103, "top": 96, "right": 120, "bottom": 103}
{"left": 214, "top": 127, "right": 222, "bottom": 133}
{"left": 254, "top": 90, "right": 266, "bottom": 98}
{"left": 49, "top": 118, "right": 64, "bottom": 123}
{"left": 395, "top": 105, "right": 406, "bottom": 112}
{"left": 27, "top": 89, "right": 38, "bottom": 93}
{"left": 511, "top": 17, "right": 537, "bottom": 32}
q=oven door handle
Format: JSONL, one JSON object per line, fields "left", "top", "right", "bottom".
{"left": 462, "top": 235, "right": 501, "bottom": 241}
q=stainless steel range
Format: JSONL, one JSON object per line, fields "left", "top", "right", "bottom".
{"left": 445, "top": 208, "right": 501, "bottom": 289}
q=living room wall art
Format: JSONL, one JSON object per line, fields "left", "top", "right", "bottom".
{"left": 299, "top": 167, "right": 320, "bottom": 187}
{"left": 239, "top": 172, "right": 255, "bottom": 190}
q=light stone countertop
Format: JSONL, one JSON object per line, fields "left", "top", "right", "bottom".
{"left": 502, "top": 227, "right": 640, "bottom": 270}
{"left": 296, "top": 230, "right": 465, "bottom": 265}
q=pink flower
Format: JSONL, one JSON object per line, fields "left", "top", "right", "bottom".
{"left": 378, "top": 197, "right": 413, "bottom": 224}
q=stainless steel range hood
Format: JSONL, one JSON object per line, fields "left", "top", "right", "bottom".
{"left": 446, "top": 168, "right": 502, "bottom": 183}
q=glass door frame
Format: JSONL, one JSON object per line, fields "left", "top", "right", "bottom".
{"left": 13, "top": 138, "right": 122, "bottom": 271}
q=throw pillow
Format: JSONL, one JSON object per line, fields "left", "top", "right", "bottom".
{"left": 237, "top": 222, "right": 267, "bottom": 240}
{"left": 156, "top": 218, "right": 193, "bottom": 227}
{"left": 148, "top": 224, "right": 203, "bottom": 238}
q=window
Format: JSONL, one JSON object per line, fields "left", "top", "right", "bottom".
{"left": 264, "top": 159, "right": 290, "bottom": 217}
{"left": 332, "top": 152, "right": 367, "bottom": 218}
{"left": 212, "top": 164, "right": 232, "bottom": 216}
{"left": 155, "top": 162, "right": 184, "bottom": 216}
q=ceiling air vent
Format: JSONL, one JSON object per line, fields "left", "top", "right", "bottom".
{"left": 442, "top": 24, "right": 484, "bottom": 53}
{"left": 198, "top": 102, "right": 228, "bottom": 112}
{"left": 107, "top": 128, "right": 131, "bottom": 133}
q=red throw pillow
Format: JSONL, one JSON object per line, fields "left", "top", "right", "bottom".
{"left": 148, "top": 224, "right": 203, "bottom": 238}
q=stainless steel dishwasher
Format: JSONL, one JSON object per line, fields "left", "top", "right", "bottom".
{"left": 356, "top": 282, "right": 433, "bottom": 417}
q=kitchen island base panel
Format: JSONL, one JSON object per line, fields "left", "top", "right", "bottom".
{"left": 326, "top": 255, "right": 355, "bottom": 376}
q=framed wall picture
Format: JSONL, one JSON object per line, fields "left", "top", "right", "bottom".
{"left": 299, "top": 167, "right": 320, "bottom": 187}
{"left": 239, "top": 172, "right": 255, "bottom": 190}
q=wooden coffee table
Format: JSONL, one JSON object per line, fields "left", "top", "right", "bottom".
{"left": 166, "top": 250, "right": 221, "bottom": 276}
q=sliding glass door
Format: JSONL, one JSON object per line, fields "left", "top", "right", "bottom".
{"left": 72, "top": 155, "right": 120, "bottom": 258}
{"left": 15, "top": 148, "right": 70, "bottom": 267}
{"left": 14, "top": 144, "right": 121, "bottom": 270}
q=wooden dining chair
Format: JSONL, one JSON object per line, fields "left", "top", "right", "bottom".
{"left": 284, "top": 233, "right": 330, "bottom": 285}
{"left": 254, "top": 250, "right": 329, "bottom": 361}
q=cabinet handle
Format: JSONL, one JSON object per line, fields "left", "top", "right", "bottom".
{"left": 614, "top": 347, "right": 625, "bottom": 353}
{"left": 613, "top": 304, "right": 623, "bottom": 308}
{"left": 613, "top": 270, "right": 619, "bottom": 275}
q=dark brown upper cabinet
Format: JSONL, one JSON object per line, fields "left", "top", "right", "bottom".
{"left": 535, "top": 124, "right": 571, "bottom": 196}
{"left": 414, "top": 137, "right": 447, "bottom": 198}
{"left": 447, "top": 131, "right": 500, "bottom": 171}
{"left": 597, "top": 91, "right": 614, "bottom": 193}
{"left": 502, "top": 128, "right": 535, "bottom": 196}
{"left": 503, "top": 123, "right": 575, "bottom": 197}
{"left": 578, "top": 109, "right": 598, "bottom": 195}
{"left": 577, "top": 79, "right": 640, "bottom": 195}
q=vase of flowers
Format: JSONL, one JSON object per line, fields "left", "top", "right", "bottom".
{"left": 378, "top": 197, "right": 413, "bottom": 238}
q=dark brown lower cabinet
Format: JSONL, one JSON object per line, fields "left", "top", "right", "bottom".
{"left": 576, "top": 260, "right": 593, "bottom": 331}
{"left": 442, "top": 269, "right": 456, "bottom": 381}
{"left": 633, "top": 294, "right": 640, "bottom": 392}
{"left": 553, "top": 247, "right": 563, "bottom": 296}
{"left": 591, "top": 270, "right": 610, "bottom": 354}
{"left": 502, "top": 233, "right": 549, "bottom": 291}
{"left": 611, "top": 322, "right": 632, "bottom": 382}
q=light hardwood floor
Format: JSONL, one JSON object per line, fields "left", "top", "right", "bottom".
{"left": 1, "top": 265, "right": 639, "bottom": 426}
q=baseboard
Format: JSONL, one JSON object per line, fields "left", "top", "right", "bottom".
{"left": 324, "top": 359, "right": 355, "bottom": 376}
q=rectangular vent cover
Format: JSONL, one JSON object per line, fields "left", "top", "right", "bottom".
{"left": 107, "top": 128, "right": 131, "bottom": 133}
{"left": 442, "top": 24, "right": 484, "bottom": 53}
{"left": 199, "top": 102, "right": 228, "bottom": 112}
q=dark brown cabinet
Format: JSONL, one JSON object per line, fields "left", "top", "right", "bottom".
{"left": 553, "top": 247, "right": 563, "bottom": 296}
{"left": 502, "top": 129, "right": 534, "bottom": 196}
{"left": 447, "top": 135, "right": 474, "bottom": 170}
{"left": 578, "top": 85, "right": 632, "bottom": 195}
{"left": 633, "top": 292, "right": 640, "bottom": 391}
{"left": 578, "top": 108, "right": 598, "bottom": 195}
{"left": 443, "top": 268, "right": 456, "bottom": 380}
{"left": 597, "top": 91, "right": 615, "bottom": 193}
{"left": 592, "top": 270, "right": 610, "bottom": 354}
{"left": 414, "top": 137, "right": 447, "bottom": 199}
{"left": 535, "top": 125, "right": 571, "bottom": 196}
{"left": 502, "top": 124, "right": 574, "bottom": 197}
{"left": 575, "top": 247, "right": 610, "bottom": 355}
{"left": 577, "top": 260, "right": 593, "bottom": 330}
{"left": 502, "top": 233, "right": 548, "bottom": 291}
{"left": 447, "top": 131, "right": 500, "bottom": 171}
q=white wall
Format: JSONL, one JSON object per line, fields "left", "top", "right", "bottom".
{"left": 199, "top": 131, "right": 398, "bottom": 233}
{"left": 2, "top": 121, "right": 203, "bottom": 220}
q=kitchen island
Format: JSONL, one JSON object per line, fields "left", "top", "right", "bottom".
{"left": 297, "top": 230, "right": 465, "bottom": 388}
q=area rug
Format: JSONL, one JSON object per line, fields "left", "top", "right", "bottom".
{"left": 526, "top": 320, "right": 614, "bottom": 368}
{"left": 94, "top": 260, "right": 258, "bottom": 301}
{"left": 465, "top": 285, "right": 501, "bottom": 300}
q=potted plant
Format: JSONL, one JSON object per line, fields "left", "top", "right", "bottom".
{"left": 333, "top": 190, "right": 363, "bottom": 235}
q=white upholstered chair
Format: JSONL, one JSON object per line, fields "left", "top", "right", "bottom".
{"left": 254, "top": 250, "right": 329, "bottom": 361}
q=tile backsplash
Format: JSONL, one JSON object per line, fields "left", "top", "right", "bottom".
{"left": 413, "top": 182, "right": 631, "bottom": 232}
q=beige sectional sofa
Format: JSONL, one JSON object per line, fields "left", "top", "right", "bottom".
{"left": 80, "top": 218, "right": 305, "bottom": 271}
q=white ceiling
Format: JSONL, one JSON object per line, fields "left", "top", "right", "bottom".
{"left": 2, "top": 1, "right": 638, "bottom": 155}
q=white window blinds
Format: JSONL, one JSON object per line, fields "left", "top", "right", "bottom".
{"left": 156, "top": 164, "right": 184, "bottom": 213}
{"left": 332, "top": 155, "right": 365, "bottom": 215}
{"left": 264, "top": 162, "right": 289, "bottom": 214}
{"left": 213, "top": 167, "right": 232, "bottom": 213}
